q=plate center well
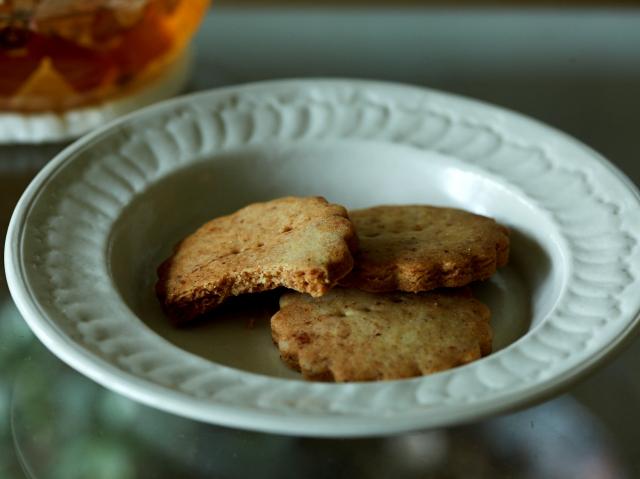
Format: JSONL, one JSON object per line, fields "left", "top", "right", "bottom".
{"left": 109, "top": 140, "right": 564, "bottom": 379}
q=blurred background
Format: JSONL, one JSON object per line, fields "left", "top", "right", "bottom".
{"left": 1, "top": 1, "right": 640, "bottom": 478}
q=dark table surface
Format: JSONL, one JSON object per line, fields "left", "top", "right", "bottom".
{"left": 1, "top": 8, "right": 639, "bottom": 478}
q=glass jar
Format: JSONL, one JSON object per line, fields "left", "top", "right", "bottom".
{"left": 0, "top": 0, "right": 210, "bottom": 112}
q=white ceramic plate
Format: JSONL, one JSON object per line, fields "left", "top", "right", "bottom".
{"left": 6, "top": 79, "right": 640, "bottom": 437}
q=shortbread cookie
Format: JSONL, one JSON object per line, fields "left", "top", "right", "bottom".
{"left": 157, "top": 197, "right": 357, "bottom": 323}
{"left": 271, "top": 288, "right": 492, "bottom": 382}
{"left": 340, "top": 205, "right": 509, "bottom": 292}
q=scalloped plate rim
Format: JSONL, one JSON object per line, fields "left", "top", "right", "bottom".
{"left": 5, "top": 78, "right": 640, "bottom": 437}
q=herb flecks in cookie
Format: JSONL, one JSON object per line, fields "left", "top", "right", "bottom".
{"left": 340, "top": 205, "right": 509, "bottom": 293}
{"left": 156, "top": 196, "right": 357, "bottom": 323}
{"left": 271, "top": 288, "right": 492, "bottom": 382}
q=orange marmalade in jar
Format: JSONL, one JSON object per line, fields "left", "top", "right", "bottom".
{"left": 0, "top": 0, "right": 209, "bottom": 112}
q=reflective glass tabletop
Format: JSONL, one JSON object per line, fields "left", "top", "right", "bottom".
{"left": 1, "top": 8, "right": 639, "bottom": 478}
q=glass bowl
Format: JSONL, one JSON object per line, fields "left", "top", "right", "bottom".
{"left": 0, "top": 0, "right": 209, "bottom": 113}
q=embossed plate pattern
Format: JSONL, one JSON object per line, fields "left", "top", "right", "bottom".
{"left": 5, "top": 80, "right": 640, "bottom": 437}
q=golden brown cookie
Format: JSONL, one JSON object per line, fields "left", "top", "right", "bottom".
{"left": 340, "top": 205, "right": 509, "bottom": 293}
{"left": 271, "top": 288, "right": 492, "bottom": 382}
{"left": 156, "top": 196, "right": 358, "bottom": 323}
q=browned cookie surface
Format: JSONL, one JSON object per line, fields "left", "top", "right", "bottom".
{"left": 157, "top": 196, "right": 357, "bottom": 323}
{"left": 271, "top": 288, "right": 492, "bottom": 382}
{"left": 340, "top": 205, "right": 509, "bottom": 293}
